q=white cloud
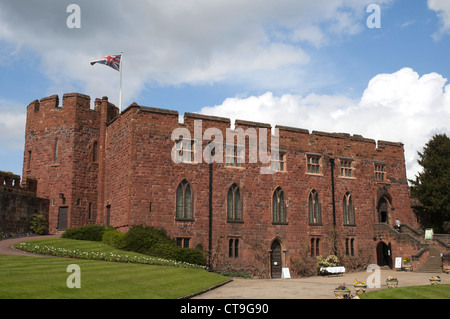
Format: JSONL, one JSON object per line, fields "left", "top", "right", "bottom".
{"left": 0, "top": 100, "right": 26, "bottom": 151}
{"left": 199, "top": 68, "right": 450, "bottom": 180}
{"left": 0, "top": 0, "right": 388, "bottom": 103}
{"left": 428, "top": 0, "right": 450, "bottom": 38}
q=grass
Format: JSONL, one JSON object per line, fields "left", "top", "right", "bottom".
{"left": 360, "top": 284, "right": 450, "bottom": 299}
{"left": 13, "top": 238, "right": 205, "bottom": 269}
{"left": 0, "top": 238, "right": 229, "bottom": 299}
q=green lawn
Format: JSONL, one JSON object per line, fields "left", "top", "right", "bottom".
{"left": 0, "top": 238, "right": 229, "bottom": 299}
{"left": 360, "top": 284, "right": 450, "bottom": 299}
{"left": 12, "top": 238, "right": 206, "bottom": 269}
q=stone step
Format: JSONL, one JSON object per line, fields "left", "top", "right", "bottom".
{"left": 417, "top": 249, "right": 442, "bottom": 273}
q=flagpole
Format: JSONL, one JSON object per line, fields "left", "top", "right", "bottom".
{"left": 119, "top": 51, "right": 123, "bottom": 112}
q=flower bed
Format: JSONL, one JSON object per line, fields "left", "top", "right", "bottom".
{"left": 0, "top": 232, "right": 36, "bottom": 241}
{"left": 16, "top": 241, "right": 206, "bottom": 270}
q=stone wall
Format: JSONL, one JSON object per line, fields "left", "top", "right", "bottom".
{"left": 0, "top": 171, "right": 49, "bottom": 233}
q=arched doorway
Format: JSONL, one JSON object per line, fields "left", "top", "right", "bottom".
{"left": 377, "top": 197, "right": 389, "bottom": 223}
{"left": 270, "top": 240, "right": 282, "bottom": 278}
{"left": 376, "top": 241, "right": 392, "bottom": 268}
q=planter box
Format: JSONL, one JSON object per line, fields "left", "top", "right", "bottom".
{"left": 354, "top": 284, "right": 367, "bottom": 295}
{"left": 386, "top": 280, "right": 398, "bottom": 288}
{"left": 334, "top": 289, "right": 350, "bottom": 299}
{"left": 402, "top": 264, "right": 412, "bottom": 272}
{"left": 429, "top": 278, "right": 441, "bottom": 285}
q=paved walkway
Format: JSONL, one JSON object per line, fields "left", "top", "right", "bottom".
{"left": 0, "top": 234, "right": 61, "bottom": 257}
{"left": 1, "top": 236, "right": 447, "bottom": 299}
{"left": 194, "top": 269, "right": 447, "bottom": 299}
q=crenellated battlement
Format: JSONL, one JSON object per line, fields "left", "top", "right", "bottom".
{"left": 25, "top": 93, "right": 119, "bottom": 134}
{"left": 0, "top": 170, "right": 37, "bottom": 193}
{"left": 116, "top": 100, "right": 404, "bottom": 155}
{"left": 25, "top": 93, "right": 404, "bottom": 159}
{"left": 27, "top": 93, "right": 92, "bottom": 113}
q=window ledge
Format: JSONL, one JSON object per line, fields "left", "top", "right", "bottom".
{"left": 272, "top": 222, "right": 288, "bottom": 225}
{"left": 175, "top": 218, "right": 195, "bottom": 222}
{"left": 227, "top": 220, "right": 244, "bottom": 224}
{"left": 306, "top": 173, "right": 324, "bottom": 177}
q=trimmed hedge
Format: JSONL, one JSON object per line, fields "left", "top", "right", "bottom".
{"left": 62, "top": 225, "right": 114, "bottom": 242}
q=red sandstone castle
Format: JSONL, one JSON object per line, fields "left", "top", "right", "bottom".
{"left": 23, "top": 93, "right": 428, "bottom": 277}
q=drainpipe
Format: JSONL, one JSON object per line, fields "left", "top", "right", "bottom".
{"left": 208, "top": 162, "right": 213, "bottom": 270}
{"left": 330, "top": 158, "right": 337, "bottom": 255}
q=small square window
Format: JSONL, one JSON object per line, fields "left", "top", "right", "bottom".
{"left": 340, "top": 160, "right": 354, "bottom": 178}
{"left": 228, "top": 238, "right": 240, "bottom": 258}
{"left": 226, "top": 145, "right": 244, "bottom": 167}
{"left": 375, "top": 164, "right": 386, "bottom": 182}
{"left": 307, "top": 155, "right": 321, "bottom": 174}
{"left": 176, "top": 237, "right": 190, "bottom": 248}
{"left": 271, "top": 151, "right": 286, "bottom": 172}
{"left": 174, "top": 139, "right": 195, "bottom": 163}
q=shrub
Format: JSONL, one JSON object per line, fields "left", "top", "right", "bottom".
{"left": 178, "top": 246, "right": 206, "bottom": 265}
{"left": 29, "top": 214, "right": 48, "bottom": 235}
{"left": 316, "top": 255, "right": 339, "bottom": 275}
{"left": 102, "top": 229, "right": 126, "bottom": 249}
{"left": 146, "top": 243, "right": 206, "bottom": 266}
{"left": 123, "top": 225, "right": 206, "bottom": 266}
{"left": 123, "top": 225, "right": 173, "bottom": 254}
{"left": 62, "top": 225, "right": 113, "bottom": 241}
{"left": 289, "top": 245, "right": 317, "bottom": 277}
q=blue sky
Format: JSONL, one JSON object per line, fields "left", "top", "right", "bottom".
{"left": 1, "top": 0, "right": 450, "bottom": 180}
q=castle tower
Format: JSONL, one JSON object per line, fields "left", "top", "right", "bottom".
{"left": 22, "top": 93, "right": 118, "bottom": 233}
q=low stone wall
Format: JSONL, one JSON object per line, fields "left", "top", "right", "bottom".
{"left": 0, "top": 185, "right": 49, "bottom": 234}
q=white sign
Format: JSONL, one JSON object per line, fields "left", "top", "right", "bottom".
{"left": 425, "top": 228, "right": 434, "bottom": 240}
{"left": 394, "top": 257, "right": 402, "bottom": 269}
{"left": 281, "top": 268, "right": 291, "bottom": 279}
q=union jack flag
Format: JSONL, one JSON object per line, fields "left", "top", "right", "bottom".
{"left": 90, "top": 54, "right": 121, "bottom": 71}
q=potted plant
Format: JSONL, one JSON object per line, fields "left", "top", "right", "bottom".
{"left": 402, "top": 257, "right": 412, "bottom": 271}
{"left": 386, "top": 276, "right": 398, "bottom": 288}
{"left": 443, "top": 266, "right": 450, "bottom": 274}
{"left": 334, "top": 283, "right": 351, "bottom": 299}
{"left": 429, "top": 276, "right": 441, "bottom": 285}
{"left": 354, "top": 279, "right": 367, "bottom": 295}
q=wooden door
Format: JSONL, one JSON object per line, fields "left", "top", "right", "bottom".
{"left": 57, "top": 207, "right": 68, "bottom": 230}
{"left": 270, "top": 240, "right": 282, "bottom": 278}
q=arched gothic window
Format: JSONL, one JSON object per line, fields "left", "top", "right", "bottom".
{"left": 227, "top": 184, "right": 242, "bottom": 221}
{"left": 343, "top": 192, "right": 355, "bottom": 225}
{"left": 176, "top": 179, "right": 193, "bottom": 219}
{"left": 272, "top": 187, "right": 286, "bottom": 223}
{"left": 308, "top": 189, "right": 321, "bottom": 225}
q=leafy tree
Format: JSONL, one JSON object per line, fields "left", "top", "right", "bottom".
{"left": 410, "top": 134, "right": 450, "bottom": 232}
